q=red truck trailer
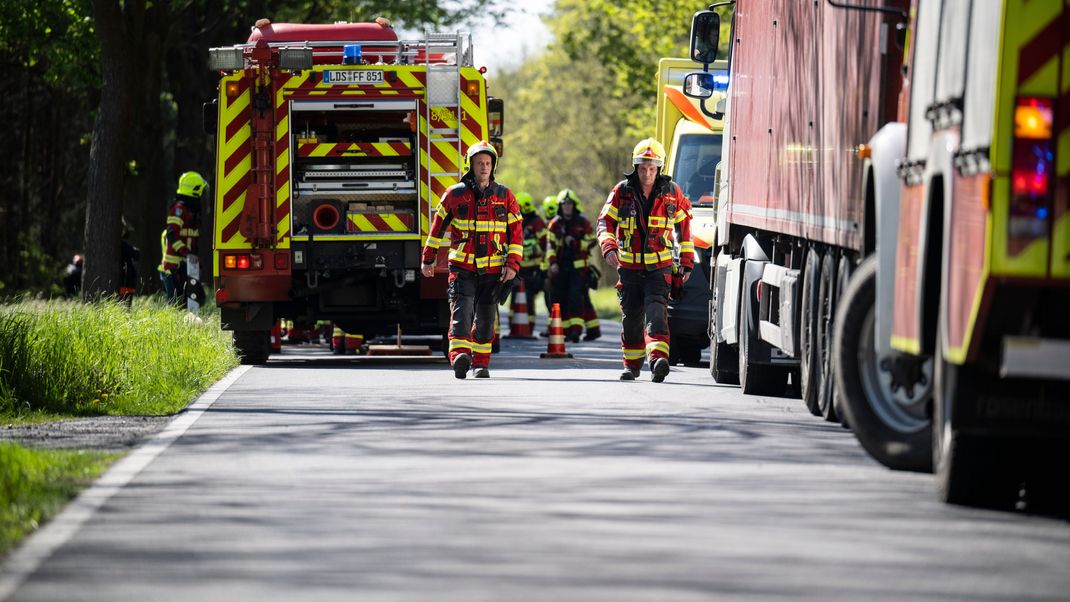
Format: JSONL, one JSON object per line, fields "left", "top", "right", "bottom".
{"left": 690, "top": 1, "right": 907, "bottom": 415}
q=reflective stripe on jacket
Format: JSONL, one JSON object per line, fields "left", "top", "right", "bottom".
{"left": 421, "top": 177, "right": 523, "bottom": 274}
{"left": 158, "top": 198, "right": 199, "bottom": 273}
{"left": 597, "top": 174, "right": 693, "bottom": 271}
{"left": 547, "top": 212, "right": 597, "bottom": 270}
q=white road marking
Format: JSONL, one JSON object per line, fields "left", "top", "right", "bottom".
{"left": 0, "top": 365, "right": 251, "bottom": 601}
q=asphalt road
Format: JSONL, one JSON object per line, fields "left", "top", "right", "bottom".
{"left": 3, "top": 319, "right": 1069, "bottom": 601}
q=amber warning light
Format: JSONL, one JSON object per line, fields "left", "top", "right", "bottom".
{"left": 1014, "top": 97, "right": 1053, "bottom": 139}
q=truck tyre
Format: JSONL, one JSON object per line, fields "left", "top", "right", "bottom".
{"left": 799, "top": 248, "right": 822, "bottom": 416}
{"left": 832, "top": 256, "right": 854, "bottom": 424}
{"left": 739, "top": 280, "right": 788, "bottom": 396}
{"left": 816, "top": 252, "right": 839, "bottom": 422}
{"left": 933, "top": 334, "right": 1020, "bottom": 509}
{"left": 709, "top": 277, "right": 739, "bottom": 384}
{"left": 833, "top": 256, "right": 932, "bottom": 472}
{"left": 233, "top": 330, "right": 271, "bottom": 365}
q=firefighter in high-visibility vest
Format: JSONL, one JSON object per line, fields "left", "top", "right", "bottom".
{"left": 539, "top": 195, "right": 560, "bottom": 333}
{"left": 159, "top": 171, "right": 207, "bottom": 304}
{"left": 547, "top": 188, "right": 599, "bottom": 343}
{"left": 597, "top": 138, "right": 693, "bottom": 382}
{"left": 421, "top": 141, "right": 523, "bottom": 379}
{"left": 513, "top": 192, "right": 548, "bottom": 333}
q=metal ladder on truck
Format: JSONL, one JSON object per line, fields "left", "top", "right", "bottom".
{"left": 421, "top": 32, "right": 472, "bottom": 230}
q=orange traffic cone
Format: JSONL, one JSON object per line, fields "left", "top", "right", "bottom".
{"left": 506, "top": 279, "right": 536, "bottom": 339}
{"left": 540, "top": 303, "right": 573, "bottom": 359}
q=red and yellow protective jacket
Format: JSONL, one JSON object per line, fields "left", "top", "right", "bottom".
{"left": 597, "top": 174, "right": 694, "bottom": 271}
{"left": 158, "top": 196, "right": 200, "bottom": 274}
{"left": 520, "top": 212, "right": 549, "bottom": 270}
{"left": 547, "top": 212, "right": 597, "bottom": 271}
{"left": 422, "top": 177, "right": 524, "bottom": 274}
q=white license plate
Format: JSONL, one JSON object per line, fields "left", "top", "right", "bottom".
{"left": 324, "top": 70, "right": 384, "bottom": 84}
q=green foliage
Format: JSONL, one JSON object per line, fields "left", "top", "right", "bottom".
{"left": 0, "top": 297, "right": 238, "bottom": 417}
{"left": 0, "top": 442, "right": 116, "bottom": 555}
{"left": 588, "top": 286, "right": 622, "bottom": 320}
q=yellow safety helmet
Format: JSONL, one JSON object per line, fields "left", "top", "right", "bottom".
{"left": 543, "top": 195, "right": 560, "bottom": 219}
{"left": 177, "top": 171, "right": 209, "bottom": 198}
{"left": 631, "top": 138, "right": 666, "bottom": 167}
{"left": 516, "top": 191, "right": 535, "bottom": 214}
{"left": 557, "top": 188, "right": 580, "bottom": 206}
{"left": 465, "top": 140, "right": 498, "bottom": 173}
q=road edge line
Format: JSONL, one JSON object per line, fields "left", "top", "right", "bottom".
{"left": 0, "top": 364, "right": 251, "bottom": 600}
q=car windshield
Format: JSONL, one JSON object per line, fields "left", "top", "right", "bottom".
{"left": 672, "top": 133, "right": 722, "bottom": 208}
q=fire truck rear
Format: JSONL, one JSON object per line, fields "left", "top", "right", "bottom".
{"left": 205, "top": 20, "right": 502, "bottom": 364}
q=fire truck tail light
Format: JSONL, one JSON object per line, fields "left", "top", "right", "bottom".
{"left": 1014, "top": 97, "right": 1053, "bottom": 139}
{"left": 279, "top": 48, "right": 313, "bottom": 70}
{"left": 236, "top": 255, "right": 250, "bottom": 269}
{"left": 224, "top": 255, "right": 237, "bottom": 269}
{"left": 275, "top": 253, "right": 289, "bottom": 270}
{"left": 1009, "top": 96, "right": 1054, "bottom": 244}
{"left": 466, "top": 80, "right": 480, "bottom": 96}
{"left": 215, "top": 288, "right": 229, "bottom": 304}
{"left": 225, "top": 81, "right": 241, "bottom": 98}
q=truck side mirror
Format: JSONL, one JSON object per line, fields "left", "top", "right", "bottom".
{"left": 487, "top": 97, "right": 504, "bottom": 138}
{"left": 683, "top": 72, "right": 715, "bottom": 99}
{"left": 202, "top": 99, "right": 218, "bottom": 136}
{"left": 690, "top": 10, "right": 720, "bottom": 64}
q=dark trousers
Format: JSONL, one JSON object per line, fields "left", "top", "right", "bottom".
{"left": 553, "top": 268, "right": 587, "bottom": 337}
{"left": 448, "top": 268, "right": 499, "bottom": 367}
{"left": 618, "top": 267, "right": 672, "bottom": 369}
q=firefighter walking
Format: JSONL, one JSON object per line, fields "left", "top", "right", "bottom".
{"left": 421, "top": 141, "right": 522, "bottom": 379}
{"left": 597, "top": 139, "right": 693, "bottom": 382}
{"left": 547, "top": 189, "right": 600, "bottom": 342}
{"left": 159, "top": 172, "right": 207, "bottom": 305}
{"left": 514, "top": 192, "right": 548, "bottom": 333}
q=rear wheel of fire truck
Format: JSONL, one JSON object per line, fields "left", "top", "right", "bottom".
{"left": 816, "top": 252, "right": 839, "bottom": 422}
{"left": 709, "top": 291, "right": 739, "bottom": 384}
{"left": 233, "top": 330, "right": 271, "bottom": 365}
{"left": 832, "top": 256, "right": 932, "bottom": 472}
{"left": 798, "top": 248, "right": 822, "bottom": 416}
{"left": 933, "top": 328, "right": 1020, "bottom": 509}
{"left": 739, "top": 277, "right": 788, "bottom": 396}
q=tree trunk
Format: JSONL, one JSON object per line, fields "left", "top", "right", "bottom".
{"left": 83, "top": 0, "right": 140, "bottom": 299}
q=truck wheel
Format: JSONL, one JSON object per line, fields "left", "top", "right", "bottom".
{"left": 832, "top": 256, "right": 854, "bottom": 424}
{"left": 833, "top": 256, "right": 932, "bottom": 471}
{"left": 816, "top": 252, "right": 839, "bottom": 421}
{"left": 739, "top": 280, "right": 788, "bottom": 396}
{"left": 233, "top": 330, "right": 270, "bottom": 365}
{"left": 799, "top": 248, "right": 822, "bottom": 416}
{"left": 933, "top": 334, "right": 1020, "bottom": 509}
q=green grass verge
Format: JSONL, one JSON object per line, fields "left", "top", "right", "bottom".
{"left": 589, "top": 287, "right": 622, "bottom": 320}
{"left": 0, "top": 296, "right": 238, "bottom": 419}
{"left": 0, "top": 442, "right": 119, "bottom": 555}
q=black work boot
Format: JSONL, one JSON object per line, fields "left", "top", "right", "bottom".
{"left": 453, "top": 353, "right": 471, "bottom": 379}
{"left": 473, "top": 367, "right": 490, "bottom": 378}
{"left": 651, "top": 358, "right": 670, "bottom": 383}
{"left": 620, "top": 367, "right": 640, "bottom": 381}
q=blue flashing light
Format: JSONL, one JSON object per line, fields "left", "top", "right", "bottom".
{"left": 713, "top": 74, "right": 730, "bottom": 85}
{"left": 1036, "top": 206, "right": 1049, "bottom": 220}
{"left": 343, "top": 44, "right": 363, "bottom": 65}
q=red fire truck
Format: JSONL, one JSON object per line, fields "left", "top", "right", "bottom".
{"left": 204, "top": 20, "right": 502, "bottom": 363}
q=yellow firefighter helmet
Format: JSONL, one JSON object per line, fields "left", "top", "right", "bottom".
{"left": 557, "top": 188, "right": 581, "bottom": 207}
{"left": 543, "top": 195, "right": 560, "bottom": 219}
{"left": 177, "top": 171, "right": 209, "bottom": 198}
{"left": 516, "top": 191, "right": 535, "bottom": 214}
{"left": 631, "top": 138, "right": 666, "bottom": 166}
